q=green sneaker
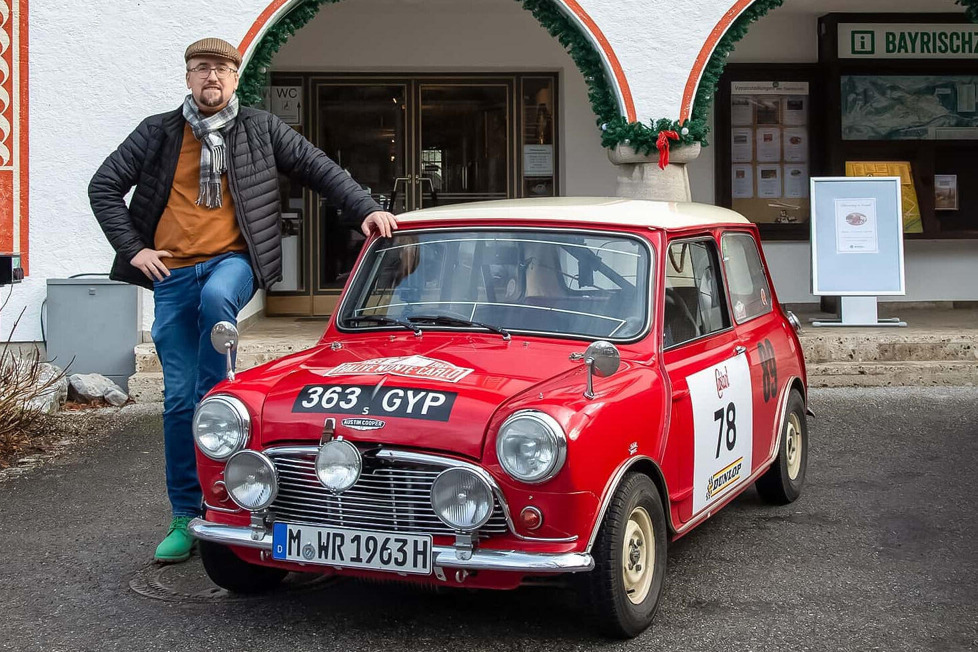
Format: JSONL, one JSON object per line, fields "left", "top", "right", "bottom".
{"left": 154, "top": 516, "right": 196, "bottom": 563}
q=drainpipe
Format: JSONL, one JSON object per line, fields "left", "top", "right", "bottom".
{"left": 607, "top": 143, "right": 702, "bottom": 202}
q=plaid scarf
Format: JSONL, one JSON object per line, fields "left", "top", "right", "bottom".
{"left": 182, "top": 93, "right": 239, "bottom": 208}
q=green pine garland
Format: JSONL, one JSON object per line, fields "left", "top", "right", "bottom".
{"left": 958, "top": 0, "right": 978, "bottom": 22}
{"left": 238, "top": 0, "right": 342, "bottom": 107}
{"left": 240, "top": 0, "right": 978, "bottom": 154}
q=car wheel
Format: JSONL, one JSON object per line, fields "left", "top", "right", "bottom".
{"left": 755, "top": 389, "right": 808, "bottom": 505}
{"left": 199, "top": 540, "right": 288, "bottom": 594}
{"left": 584, "top": 473, "right": 667, "bottom": 639}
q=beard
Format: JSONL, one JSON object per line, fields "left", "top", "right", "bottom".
{"left": 197, "top": 87, "right": 225, "bottom": 109}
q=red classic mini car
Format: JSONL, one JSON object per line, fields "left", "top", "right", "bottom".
{"left": 189, "top": 198, "right": 809, "bottom": 638}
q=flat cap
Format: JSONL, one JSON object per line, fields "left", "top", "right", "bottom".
{"left": 185, "top": 37, "right": 242, "bottom": 68}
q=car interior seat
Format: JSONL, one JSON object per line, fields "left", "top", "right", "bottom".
{"left": 664, "top": 287, "right": 700, "bottom": 347}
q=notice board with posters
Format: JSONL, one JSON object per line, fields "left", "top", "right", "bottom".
{"left": 810, "top": 177, "right": 906, "bottom": 296}
{"left": 715, "top": 65, "right": 824, "bottom": 240}
{"left": 727, "top": 81, "right": 812, "bottom": 225}
{"left": 819, "top": 13, "right": 978, "bottom": 239}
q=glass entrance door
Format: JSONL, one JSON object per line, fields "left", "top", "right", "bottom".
{"left": 312, "top": 78, "right": 514, "bottom": 306}
{"left": 314, "top": 83, "right": 409, "bottom": 297}
{"left": 267, "top": 74, "right": 549, "bottom": 317}
{"left": 418, "top": 83, "right": 511, "bottom": 208}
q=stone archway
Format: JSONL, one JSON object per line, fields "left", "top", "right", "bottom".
{"left": 234, "top": 0, "right": 637, "bottom": 122}
{"left": 678, "top": 0, "right": 761, "bottom": 123}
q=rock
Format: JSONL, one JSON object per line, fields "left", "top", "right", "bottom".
{"left": 26, "top": 363, "right": 69, "bottom": 415}
{"left": 68, "top": 373, "right": 128, "bottom": 405}
{"left": 103, "top": 387, "right": 129, "bottom": 407}
{"left": 68, "top": 373, "right": 115, "bottom": 402}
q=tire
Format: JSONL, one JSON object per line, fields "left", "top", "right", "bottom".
{"left": 584, "top": 473, "right": 668, "bottom": 639}
{"left": 756, "top": 389, "right": 808, "bottom": 505}
{"left": 199, "top": 540, "right": 288, "bottom": 594}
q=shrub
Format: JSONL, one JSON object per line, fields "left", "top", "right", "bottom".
{"left": 0, "top": 305, "right": 69, "bottom": 459}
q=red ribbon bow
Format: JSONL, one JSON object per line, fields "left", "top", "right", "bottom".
{"left": 656, "top": 130, "right": 680, "bottom": 170}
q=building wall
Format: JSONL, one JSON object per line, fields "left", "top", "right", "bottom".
{"left": 6, "top": 0, "right": 974, "bottom": 343}
{"left": 10, "top": 0, "right": 621, "bottom": 341}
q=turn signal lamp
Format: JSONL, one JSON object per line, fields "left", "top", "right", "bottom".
{"left": 520, "top": 506, "right": 543, "bottom": 530}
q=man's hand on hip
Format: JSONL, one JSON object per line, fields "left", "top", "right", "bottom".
{"left": 131, "top": 248, "right": 173, "bottom": 282}
{"left": 361, "top": 211, "right": 399, "bottom": 238}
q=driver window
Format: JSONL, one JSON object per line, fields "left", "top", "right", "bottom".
{"left": 663, "top": 239, "right": 731, "bottom": 348}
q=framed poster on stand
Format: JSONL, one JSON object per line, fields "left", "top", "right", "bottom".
{"left": 810, "top": 176, "right": 907, "bottom": 327}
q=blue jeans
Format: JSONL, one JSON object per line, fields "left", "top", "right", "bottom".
{"left": 151, "top": 252, "right": 256, "bottom": 518}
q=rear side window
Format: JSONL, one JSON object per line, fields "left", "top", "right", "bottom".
{"left": 721, "top": 233, "right": 773, "bottom": 323}
{"left": 663, "top": 239, "right": 731, "bottom": 348}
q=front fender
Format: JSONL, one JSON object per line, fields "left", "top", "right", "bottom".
{"left": 480, "top": 360, "right": 669, "bottom": 547}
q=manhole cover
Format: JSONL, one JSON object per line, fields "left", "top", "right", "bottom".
{"left": 129, "top": 555, "right": 337, "bottom": 603}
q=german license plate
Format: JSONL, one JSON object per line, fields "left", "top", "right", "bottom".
{"left": 271, "top": 523, "right": 432, "bottom": 575}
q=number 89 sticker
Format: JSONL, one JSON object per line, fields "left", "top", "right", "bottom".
{"left": 687, "top": 353, "right": 753, "bottom": 514}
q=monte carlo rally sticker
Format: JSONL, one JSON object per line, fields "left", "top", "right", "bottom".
{"left": 687, "top": 352, "right": 753, "bottom": 514}
{"left": 293, "top": 356, "right": 472, "bottom": 421}
{"left": 326, "top": 355, "right": 473, "bottom": 383}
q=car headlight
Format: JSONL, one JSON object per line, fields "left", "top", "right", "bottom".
{"left": 315, "top": 439, "right": 362, "bottom": 493}
{"left": 496, "top": 410, "right": 567, "bottom": 484}
{"left": 192, "top": 395, "right": 250, "bottom": 460}
{"left": 224, "top": 450, "right": 278, "bottom": 511}
{"left": 430, "top": 468, "right": 494, "bottom": 531}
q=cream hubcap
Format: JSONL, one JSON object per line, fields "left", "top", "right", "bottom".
{"left": 785, "top": 412, "right": 803, "bottom": 480}
{"left": 622, "top": 506, "right": 655, "bottom": 605}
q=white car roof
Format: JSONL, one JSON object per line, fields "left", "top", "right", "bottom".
{"left": 394, "top": 197, "right": 751, "bottom": 230}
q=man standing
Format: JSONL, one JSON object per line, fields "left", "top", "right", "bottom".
{"left": 89, "top": 38, "right": 397, "bottom": 563}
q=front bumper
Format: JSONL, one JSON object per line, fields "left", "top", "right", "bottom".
{"left": 189, "top": 518, "right": 593, "bottom": 574}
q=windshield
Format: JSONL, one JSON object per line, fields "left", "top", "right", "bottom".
{"left": 339, "top": 229, "right": 652, "bottom": 340}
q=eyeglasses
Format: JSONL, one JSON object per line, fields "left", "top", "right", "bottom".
{"left": 187, "top": 64, "right": 238, "bottom": 79}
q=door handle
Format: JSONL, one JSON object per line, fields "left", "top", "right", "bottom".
{"left": 418, "top": 176, "right": 438, "bottom": 204}
{"left": 387, "top": 177, "right": 413, "bottom": 213}
{"left": 733, "top": 345, "right": 747, "bottom": 356}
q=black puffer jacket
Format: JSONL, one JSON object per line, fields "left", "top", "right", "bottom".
{"left": 89, "top": 105, "right": 380, "bottom": 290}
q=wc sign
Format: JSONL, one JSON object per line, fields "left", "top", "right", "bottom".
{"left": 269, "top": 86, "right": 303, "bottom": 125}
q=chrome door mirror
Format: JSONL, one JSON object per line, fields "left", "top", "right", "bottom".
{"left": 210, "top": 321, "right": 239, "bottom": 381}
{"left": 580, "top": 340, "right": 620, "bottom": 399}
{"left": 785, "top": 309, "right": 802, "bottom": 333}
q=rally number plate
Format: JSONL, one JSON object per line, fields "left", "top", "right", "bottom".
{"left": 271, "top": 523, "right": 433, "bottom": 575}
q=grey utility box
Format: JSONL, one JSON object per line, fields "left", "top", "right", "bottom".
{"left": 46, "top": 278, "right": 139, "bottom": 390}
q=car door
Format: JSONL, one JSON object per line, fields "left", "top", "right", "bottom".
{"left": 719, "top": 230, "right": 783, "bottom": 475}
{"left": 661, "top": 236, "right": 753, "bottom": 528}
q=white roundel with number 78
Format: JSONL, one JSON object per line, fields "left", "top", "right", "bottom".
{"left": 687, "top": 353, "right": 754, "bottom": 515}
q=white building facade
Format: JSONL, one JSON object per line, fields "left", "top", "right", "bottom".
{"left": 2, "top": 0, "right": 976, "bottom": 342}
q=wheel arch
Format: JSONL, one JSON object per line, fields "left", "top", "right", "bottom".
{"left": 790, "top": 376, "right": 807, "bottom": 405}
{"left": 585, "top": 456, "right": 675, "bottom": 553}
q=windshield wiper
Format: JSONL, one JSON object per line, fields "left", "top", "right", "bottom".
{"left": 407, "top": 314, "right": 511, "bottom": 341}
{"left": 348, "top": 315, "right": 422, "bottom": 336}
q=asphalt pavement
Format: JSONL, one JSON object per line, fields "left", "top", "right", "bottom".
{"left": 1, "top": 387, "right": 976, "bottom": 652}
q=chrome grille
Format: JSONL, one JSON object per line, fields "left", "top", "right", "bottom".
{"left": 268, "top": 452, "right": 509, "bottom": 537}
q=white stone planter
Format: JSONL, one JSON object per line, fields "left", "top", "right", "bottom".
{"left": 608, "top": 142, "right": 702, "bottom": 202}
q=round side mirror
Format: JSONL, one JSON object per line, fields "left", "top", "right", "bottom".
{"left": 585, "top": 340, "right": 620, "bottom": 378}
{"left": 210, "top": 321, "right": 239, "bottom": 354}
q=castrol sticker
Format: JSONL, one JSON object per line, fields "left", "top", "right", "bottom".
{"left": 688, "top": 353, "right": 753, "bottom": 514}
{"left": 326, "top": 355, "right": 473, "bottom": 383}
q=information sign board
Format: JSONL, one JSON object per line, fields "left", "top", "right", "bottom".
{"left": 810, "top": 177, "right": 905, "bottom": 296}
